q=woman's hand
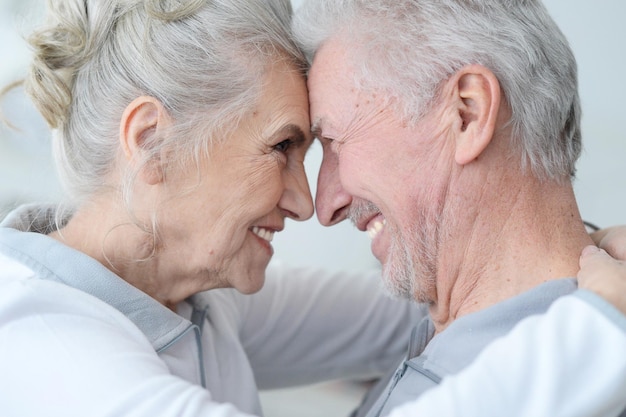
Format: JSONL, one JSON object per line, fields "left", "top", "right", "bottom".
{"left": 591, "top": 225, "right": 626, "bottom": 260}
{"left": 578, "top": 245, "right": 626, "bottom": 315}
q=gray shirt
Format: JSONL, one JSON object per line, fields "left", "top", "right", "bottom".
{"left": 361, "top": 278, "right": 579, "bottom": 417}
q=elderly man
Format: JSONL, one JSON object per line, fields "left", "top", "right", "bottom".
{"left": 292, "top": 1, "right": 625, "bottom": 416}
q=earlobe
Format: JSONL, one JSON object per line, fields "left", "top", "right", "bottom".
{"left": 119, "top": 96, "right": 168, "bottom": 185}
{"left": 453, "top": 65, "right": 501, "bottom": 166}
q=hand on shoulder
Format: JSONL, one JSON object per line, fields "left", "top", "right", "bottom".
{"left": 578, "top": 245, "right": 626, "bottom": 315}
{"left": 591, "top": 225, "right": 626, "bottom": 260}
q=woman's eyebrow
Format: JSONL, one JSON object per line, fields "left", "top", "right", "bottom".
{"left": 270, "top": 124, "right": 308, "bottom": 145}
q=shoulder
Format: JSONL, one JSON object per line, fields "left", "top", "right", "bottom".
{"left": 0, "top": 252, "right": 151, "bottom": 347}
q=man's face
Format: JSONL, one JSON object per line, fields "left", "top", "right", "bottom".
{"left": 308, "top": 39, "right": 457, "bottom": 301}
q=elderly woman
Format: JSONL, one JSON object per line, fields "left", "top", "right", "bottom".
{"left": 1, "top": 0, "right": 626, "bottom": 417}
{"left": 0, "top": 0, "right": 421, "bottom": 415}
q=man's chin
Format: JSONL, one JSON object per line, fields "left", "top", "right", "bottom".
{"left": 381, "top": 263, "right": 414, "bottom": 300}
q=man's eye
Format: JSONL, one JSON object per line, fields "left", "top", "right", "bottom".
{"left": 319, "top": 136, "right": 340, "bottom": 152}
{"left": 274, "top": 139, "right": 293, "bottom": 153}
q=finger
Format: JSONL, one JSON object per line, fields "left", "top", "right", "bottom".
{"left": 580, "top": 245, "right": 600, "bottom": 258}
{"left": 579, "top": 246, "right": 614, "bottom": 273}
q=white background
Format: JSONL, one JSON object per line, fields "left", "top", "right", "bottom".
{"left": 1, "top": 1, "right": 625, "bottom": 271}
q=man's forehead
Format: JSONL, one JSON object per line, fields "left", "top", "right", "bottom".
{"left": 308, "top": 38, "right": 355, "bottom": 98}
{"left": 308, "top": 38, "right": 395, "bottom": 143}
{"left": 308, "top": 56, "right": 356, "bottom": 140}
{"left": 309, "top": 85, "right": 393, "bottom": 143}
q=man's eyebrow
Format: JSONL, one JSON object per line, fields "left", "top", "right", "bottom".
{"left": 310, "top": 120, "right": 322, "bottom": 138}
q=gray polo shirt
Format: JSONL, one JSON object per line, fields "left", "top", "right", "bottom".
{"left": 362, "top": 278, "right": 578, "bottom": 417}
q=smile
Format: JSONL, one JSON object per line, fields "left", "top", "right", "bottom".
{"left": 367, "top": 218, "right": 386, "bottom": 240}
{"left": 252, "top": 226, "right": 275, "bottom": 242}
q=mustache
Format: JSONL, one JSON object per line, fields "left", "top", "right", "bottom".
{"left": 347, "top": 199, "right": 380, "bottom": 226}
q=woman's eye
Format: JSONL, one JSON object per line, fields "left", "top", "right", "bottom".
{"left": 273, "top": 139, "right": 293, "bottom": 153}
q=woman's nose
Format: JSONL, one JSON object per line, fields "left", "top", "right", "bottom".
{"left": 279, "top": 162, "right": 314, "bottom": 221}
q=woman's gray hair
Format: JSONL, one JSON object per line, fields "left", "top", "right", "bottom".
{"left": 292, "top": 0, "right": 581, "bottom": 180}
{"left": 24, "top": 0, "right": 306, "bottom": 203}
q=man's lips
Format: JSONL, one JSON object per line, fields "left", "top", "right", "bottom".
{"left": 366, "top": 216, "right": 386, "bottom": 240}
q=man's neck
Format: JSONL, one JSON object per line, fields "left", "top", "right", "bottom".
{"left": 427, "top": 176, "right": 593, "bottom": 333}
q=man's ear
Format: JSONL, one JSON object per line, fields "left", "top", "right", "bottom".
{"left": 119, "top": 96, "right": 169, "bottom": 185}
{"left": 450, "top": 65, "right": 501, "bottom": 166}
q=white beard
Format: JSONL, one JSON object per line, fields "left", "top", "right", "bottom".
{"left": 382, "top": 210, "right": 439, "bottom": 303}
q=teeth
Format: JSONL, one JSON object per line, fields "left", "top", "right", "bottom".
{"left": 367, "top": 220, "right": 385, "bottom": 240}
{"left": 252, "top": 226, "right": 274, "bottom": 242}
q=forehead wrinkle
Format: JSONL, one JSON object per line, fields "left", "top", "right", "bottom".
{"left": 310, "top": 98, "right": 393, "bottom": 154}
{"left": 261, "top": 101, "right": 309, "bottom": 138}
{"left": 339, "top": 96, "right": 392, "bottom": 146}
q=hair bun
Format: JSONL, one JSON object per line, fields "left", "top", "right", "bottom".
{"left": 144, "top": 0, "right": 205, "bottom": 21}
{"left": 24, "top": 1, "right": 90, "bottom": 129}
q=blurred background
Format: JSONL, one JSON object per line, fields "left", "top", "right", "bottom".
{"left": 1, "top": 0, "right": 625, "bottom": 416}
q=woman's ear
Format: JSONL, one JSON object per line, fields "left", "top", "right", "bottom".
{"left": 451, "top": 65, "right": 502, "bottom": 166}
{"left": 119, "top": 96, "right": 169, "bottom": 185}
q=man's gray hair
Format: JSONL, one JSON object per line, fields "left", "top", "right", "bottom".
{"left": 25, "top": 0, "right": 305, "bottom": 203}
{"left": 292, "top": 0, "right": 581, "bottom": 180}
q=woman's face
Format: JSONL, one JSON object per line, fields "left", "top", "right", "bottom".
{"left": 159, "top": 61, "right": 314, "bottom": 296}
